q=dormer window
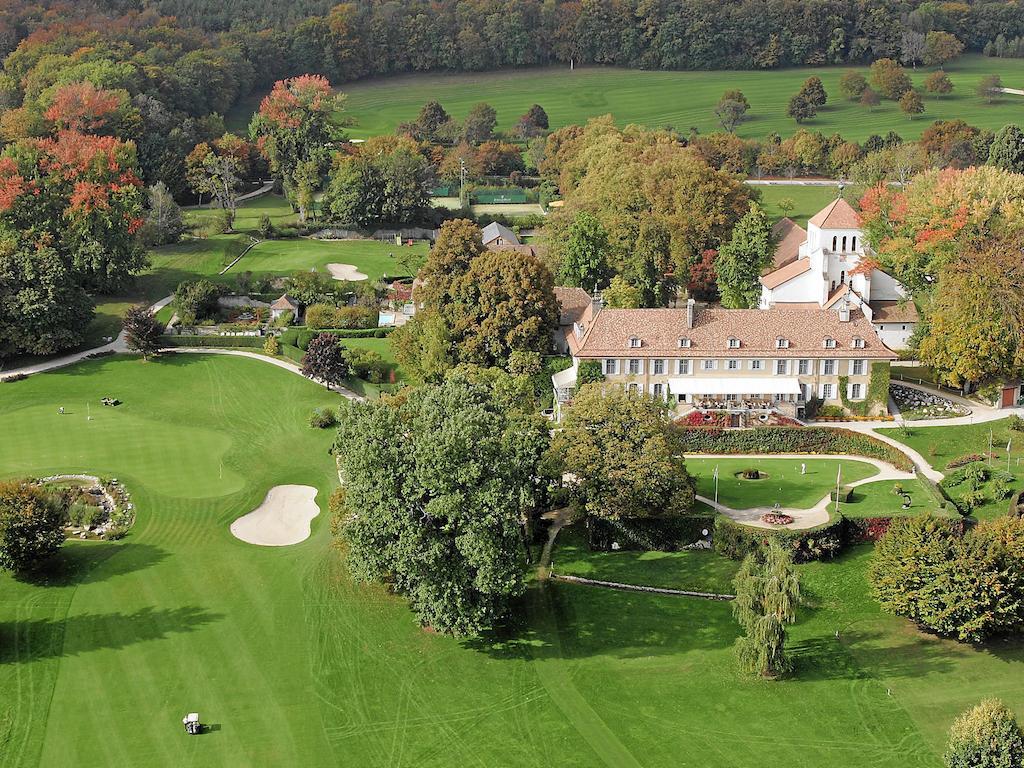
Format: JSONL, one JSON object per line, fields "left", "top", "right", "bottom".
{"left": 852, "top": 337, "right": 865, "bottom": 349}
{"left": 628, "top": 336, "right": 642, "bottom": 348}
{"left": 728, "top": 337, "right": 741, "bottom": 349}
{"left": 678, "top": 337, "right": 691, "bottom": 348}
{"left": 823, "top": 337, "right": 837, "bottom": 349}
{"left": 775, "top": 337, "right": 790, "bottom": 349}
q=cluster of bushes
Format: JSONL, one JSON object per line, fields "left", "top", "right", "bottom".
{"left": 941, "top": 462, "right": 1015, "bottom": 514}
{"left": 870, "top": 515, "right": 1024, "bottom": 642}
{"left": 675, "top": 426, "right": 914, "bottom": 472}
{"left": 305, "top": 304, "right": 378, "bottom": 331}
{"left": 173, "top": 280, "right": 225, "bottom": 325}
{"left": 946, "top": 453, "right": 994, "bottom": 469}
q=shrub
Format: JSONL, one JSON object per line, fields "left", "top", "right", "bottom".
{"left": 306, "top": 304, "right": 378, "bottom": 331}
{"left": 946, "top": 453, "right": 991, "bottom": 469}
{"left": 816, "top": 405, "right": 847, "bottom": 419}
{"left": 740, "top": 468, "right": 761, "bottom": 480}
{"left": 263, "top": 335, "right": 280, "bottom": 356}
{"left": 870, "top": 515, "right": 1023, "bottom": 642}
{"left": 309, "top": 407, "right": 337, "bottom": 429}
{"left": 714, "top": 515, "right": 845, "bottom": 563}
{"left": 345, "top": 346, "right": 386, "bottom": 383}
{"left": 945, "top": 699, "right": 1024, "bottom": 768}
{"left": 1009, "top": 414, "right": 1024, "bottom": 432}
{"left": 159, "top": 335, "right": 263, "bottom": 349}
{"left": 675, "top": 426, "right": 913, "bottom": 471}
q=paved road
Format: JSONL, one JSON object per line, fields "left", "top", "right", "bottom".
{"left": 0, "top": 295, "right": 174, "bottom": 381}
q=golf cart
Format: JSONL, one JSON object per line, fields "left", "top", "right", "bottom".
{"left": 182, "top": 712, "right": 202, "bottom": 735}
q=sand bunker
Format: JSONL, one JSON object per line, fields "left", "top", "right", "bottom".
{"left": 326, "top": 263, "right": 368, "bottom": 281}
{"left": 230, "top": 485, "right": 319, "bottom": 546}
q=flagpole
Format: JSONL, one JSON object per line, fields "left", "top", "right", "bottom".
{"left": 1009, "top": 437, "right": 1013, "bottom": 473}
{"left": 714, "top": 464, "right": 719, "bottom": 507}
{"left": 835, "top": 464, "right": 842, "bottom": 516}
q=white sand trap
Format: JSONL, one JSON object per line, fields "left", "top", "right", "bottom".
{"left": 326, "top": 263, "right": 368, "bottom": 281}
{"left": 230, "top": 485, "right": 319, "bottom": 546}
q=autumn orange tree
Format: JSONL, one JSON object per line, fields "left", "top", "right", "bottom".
{"left": 0, "top": 83, "right": 146, "bottom": 356}
{"left": 859, "top": 167, "right": 1024, "bottom": 295}
{"left": 248, "top": 75, "right": 345, "bottom": 221}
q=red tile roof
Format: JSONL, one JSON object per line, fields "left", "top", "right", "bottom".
{"left": 809, "top": 197, "right": 861, "bottom": 229}
{"left": 870, "top": 300, "right": 920, "bottom": 323}
{"left": 760, "top": 258, "right": 812, "bottom": 289}
{"left": 575, "top": 305, "right": 896, "bottom": 359}
{"left": 770, "top": 217, "right": 806, "bottom": 270}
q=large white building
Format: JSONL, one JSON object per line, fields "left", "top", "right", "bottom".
{"left": 759, "top": 198, "right": 918, "bottom": 350}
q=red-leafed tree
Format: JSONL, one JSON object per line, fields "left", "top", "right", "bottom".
{"left": 248, "top": 75, "right": 345, "bottom": 221}
{"left": 688, "top": 248, "right": 719, "bottom": 300}
{"left": 0, "top": 127, "right": 145, "bottom": 357}
{"left": 43, "top": 82, "right": 124, "bottom": 133}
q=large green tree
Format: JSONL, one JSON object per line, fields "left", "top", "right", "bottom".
{"left": 332, "top": 374, "right": 549, "bottom": 635}
{"left": 322, "top": 135, "right": 431, "bottom": 227}
{"left": 732, "top": 538, "right": 800, "bottom": 678}
{"left": 715, "top": 201, "right": 774, "bottom": 308}
{"left": 415, "top": 219, "right": 558, "bottom": 370}
{"left": 988, "top": 124, "right": 1024, "bottom": 173}
{"left": 558, "top": 210, "right": 610, "bottom": 288}
{"left": 249, "top": 75, "right": 345, "bottom": 220}
{"left": 549, "top": 383, "right": 694, "bottom": 519}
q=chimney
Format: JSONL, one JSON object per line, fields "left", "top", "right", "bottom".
{"left": 591, "top": 285, "right": 603, "bottom": 317}
{"left": 686, "top": 298, "right": 696, "bottom": 329}
{"left": 838, "top": 298, "right": 850, "bottom": 323}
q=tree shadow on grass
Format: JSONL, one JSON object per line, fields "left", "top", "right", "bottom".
{"left": 0, "top": 605, "right": 223, "bottom": 664}
{"left": 790, "top": 628, "right": 960, "bottom": 682}
{"left": 465, "top": 580, "right": 738, "bottom": 662}
{"left": 16, "top": 542, "right": 170, "bottom": 587}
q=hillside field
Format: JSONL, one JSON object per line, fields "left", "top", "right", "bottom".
{"left": 227, "top": 55, "right": 1024, "bottom": 143}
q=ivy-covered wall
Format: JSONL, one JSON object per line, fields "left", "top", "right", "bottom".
{"left": 840, "top": 362, "right": 891, "bottom": 417}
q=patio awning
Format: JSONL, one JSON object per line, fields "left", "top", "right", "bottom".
{"left": 667, "top": 377, "right": 802, "bottom": 396}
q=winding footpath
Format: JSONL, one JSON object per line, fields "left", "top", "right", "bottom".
{"left": 688, "top": 453, "right": 914, "bottom": 530}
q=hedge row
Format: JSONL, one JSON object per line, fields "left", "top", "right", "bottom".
{"left": 713, "top": 512, "right": 968, "bottom": 563}
{"left": 586, "top": 514, "right": 715, "bottom": 552}
{"left": 159, "top": 335, "right": 263, "bottom": 349}
{"left": 675, "top": 426, "right": 914, "bottom": 472}
{"left": 280, "top": 326, "right": 392, "bottom": 350}
{"left": 279, "top": 343, "right": 304, "bottom": 364}
{"left": 714, "top": 515, "right": 846, "bottom": 563}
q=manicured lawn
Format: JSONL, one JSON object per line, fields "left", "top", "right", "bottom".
{"left": 235, "top": 238, "right": 428, "bottom": 283}
{"left": 754, "top": 184, "right": 846, "bottom": 225}
{"left": 185, "top": 194, "right": 298, "bottom": 233}
{"left": 226, "top": 56, "right": 1024, "bottom": 143}
{"left": 552, "top": 526, "right": 738, "bottom": 594}
{"left": 686, "top": 457, "right": 879, "bottom": 509}
{"left": 879, "top": 418, "right": 1024, "bottom": 519}
{"left": 4, "top": 356, "right": 1023, "bottom": 767}
{"left": 841, "top": 478, "right": 944, "bottom": 519}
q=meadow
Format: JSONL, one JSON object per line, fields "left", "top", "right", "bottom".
{"left": 226, "top": 55, "right": 1024, "bottom": 143}
{"left": 1, "top": 355, "right": 1023, "bottom": 767}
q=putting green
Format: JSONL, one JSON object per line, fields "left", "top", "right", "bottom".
{"left": 1, "top": 354, "right": 1021, "bottom": 767}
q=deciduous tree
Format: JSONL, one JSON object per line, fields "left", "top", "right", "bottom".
{"left": 140, "top": 182, "right": 184, "bottom": 246}
{"left": 839, "top": 71, "right": 867, "bottom": 100}
{"left": 715, "top": 201, "right": 774, "bottom": 308}
{"left": 0, "top": 481, "right": 66, "bottom": 573}
{"left": 550, "top": 383, "right": 695, "bottom": 519}
{"left": 123, "top": 306, "right": 163, "bottom": 358}
{"left": 899, "top": 89, "right": 925, "bottom": 119}
{"left": 870, "top": 58, "right": 912, "bottom": 100}
{"left": 945, "top": 700, "right": 1024, "bottom": 768}
{"left": 977, "top": 74, "right": 1003, "bottom": 103}
{"left": 333, "top": 375, "right": 549, "bottom": 635}
{"left": 558, "top": 210, "right": 610, "bottom": 288}
{"left": 732, "top": 538, "right": 800, "bottom": 678}
{"left": 924, "top": 31, "right": 964, "bottom": 67}
{"left": 462, "top": 102, "right": 496, "bottom": 144}
{"left": 301, "top": 332, "right": 349, "bottom": 387}
{"left": 923, "top": 70, "right": 954, "bottom": 96}
{"left": 988, "top": 124, "right": 1024, "bottom": 173}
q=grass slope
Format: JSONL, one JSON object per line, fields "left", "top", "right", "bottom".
{"left": 3, "top": 357, "right": 1023, "bottom": 767}
{"left": 225, "top": 55, "right": 1024, "bottom": 142}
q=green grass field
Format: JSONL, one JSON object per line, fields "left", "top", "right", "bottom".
{"left": 879, "top": 418, "right": 1024, "bottom": 519}
{"left": 686, "top": 457, "right": 879, "bottom": 508}
{"left": 754, "top": 184, "right": 845, "bottom": 225}
{"left": 225, "top": 55, "right": 1024, "bottom": 143}
{"left": 2, "top": 356, "right": 1024, "bottom": 766}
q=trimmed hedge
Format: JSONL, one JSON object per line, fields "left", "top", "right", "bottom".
{"left": 675, "top": 426, "right": 914, "bottom": 472}
{"left": 830, "top": 485, "right": 854, "bottom": 503}
{"left": 285, "top": 327, "right": 392, "bottom": 351}
{"left": 586, "top": 514, "right": 714, "bottom": 552}
{"left": 714, "top": 514, "right": 846, "bottom": 563}
{"left": 280, "top": 343, "right": 304, "bottom": 363}
{"left": 159, "top": 335, "right": 263, "bottom": 349}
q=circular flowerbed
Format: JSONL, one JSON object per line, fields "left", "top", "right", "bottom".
{"left": 760, "top": 512, "right": 794, "bottom": 526}
{"left": 736, "top": 468, "right": 768, "bottom": 480}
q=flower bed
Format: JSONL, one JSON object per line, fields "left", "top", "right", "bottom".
{"left": 35, "top": 475, "right": 135, "bottom": 540}
{"left": 946, "top": 453, "right": 995, "bottom": 469}
{"left": 760, "top": 512, "right": 794, "bottom": 526}
{"left": 675, "top": 426, "right": 914, "bottom": 472}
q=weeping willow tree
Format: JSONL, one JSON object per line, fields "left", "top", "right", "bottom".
{"left": 732, "top": 538, "right": 801, "bottom": 678}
